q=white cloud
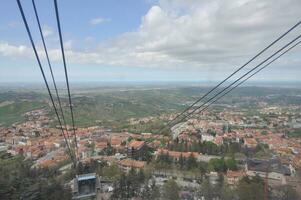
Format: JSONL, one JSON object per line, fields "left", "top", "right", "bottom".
{"left": 42, "top": 25, "right": 54, "bottom": 37}
{"left": 89, "top": 17, "right": 110, "bottom": 25}
{"left": 84, "top": 0, "right": 301, "bottom": 71}
{"left": 0, "top": 43, "right": 31, "bottom": 57}
{"left": 1, "top": 0, "right": 301, "bottom": 78}
{"left": 64, "top": 40, "right": 73, "bottom": 50}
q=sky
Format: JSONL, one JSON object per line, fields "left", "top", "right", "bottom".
{"left": 0, "top": 0, "right": 301, "bottom": 83}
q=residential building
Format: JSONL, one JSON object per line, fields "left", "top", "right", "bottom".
{"left": 127, "top": 140, "right": 146, "bottom": 159}
{"left": 225, "top": 170, "right": 246, "bottom": 186}
{"left": 118, "top": 159, "right": 146, "bottom": 172}
{"left": 244, "top": 138, "right": 258, "bottom": 148}
{"left": 245, "top": 159, "right": 290, "bottom": 185}
{"left": 201, "top": 134, "right": 215, "bottom": 142}
{"left": 156, "top": 149, "right": 201, "bottom": 162}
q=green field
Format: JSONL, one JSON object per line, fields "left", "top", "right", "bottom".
{"left": 0, "top": 101, "right": 46, "bottom": 126}
{"left": 288, "top": 129, "right": 301, "bottom": 138}
{"left": 56, "top": 89, "right": 191, "bottom": 127}
{"left": 0, "top": 88, "right": 192, "bottom": 127}
{"left": 1, "top": 86, "right": 301, "bottom": 127}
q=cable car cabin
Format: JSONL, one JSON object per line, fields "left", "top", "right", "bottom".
{"left": 73, "top": 173, "right": 100, "bottom": 199}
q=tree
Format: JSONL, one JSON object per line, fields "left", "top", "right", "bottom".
{"left": 141, "top": 179, "right": 160, "bottom": 200}
{"left": 198, "top": 161, "right": 208, "bottom": 174}
{"left": 162, "top": 179, "right": 180, "bottom": 200}
{"left": 261, "top": 130, "right": 268, "bottom": 135}
{"left": 157, "top": 152, "right": 172, "bottom": 165}
{"left": 273, "top": 185, "right": 300, "bottom": 200}
{"left": 228, "top": 125, "right": 232, "bottom": 133}
{"left": 225, "top": 157, "right": 237, "bottom": 170}
{"left": 0, "top": 154, "right": 71, "bottom": 200}
{"left": 0, "top": 176, "right": 11, "bottom": 199}
{"left": 150, "top": 180, "right": 160, "bottom": 200}
{"left": 112, "top": 168, "right": 152, "bottom": 199}
{"left": 223, "top": 125, "right": 228, "bottom": 133}
{"left": 199, "top": 178, "right": 215, "bottom": 200}
{"left": 282, "top": 185, "right": 300, "bottom": 200}
{"left": 220, "top": 182, "right": 235, "bottom": 200}
{"left": 201, "top": 141, "right": 219, "bottom": 155}
{"left": 137, "top": 169, "right": 145, "bottom": 183}
{"left": 111, "top": 173, "right": 127, "bottom": 199}
{"left": 237, "top": 176, "right": 264, "bottom": 200}
{"left": 39, "top": 179, "right": 72, "bottom": 200}
{"left": 106, "top": 143, "right": 115, "bottom": 156}
{"left": 101, "top": 163, "right": 121, "bottom": 181}
{"left": 187, "top": 153, "right": 197, "bottom": 170}
{"left": 207, "top": 129, "right": 216, "bottom": 136}
{"left": 127, "top": 168, "right": 139, "bottom": 197}
{"left": 199, "top": 174, "right": 225, "bottom": 199}
{"left": 141, "top": 184, "right": 151, "bottom": 200}
{"left": 229, "top": 142, "right": 241, "bottom": 154}
{"left": 138, "top": 146, "right": 153, "bottom": 163}
{"left": 208, "top": 158, "right": 226, "bottom": 172}
{"left": 179, "top": 154, "right": 185, "bottom": 169}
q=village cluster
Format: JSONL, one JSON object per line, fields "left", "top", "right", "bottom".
{"left": 0, "top": 103, "right": 301, "bottom": 198}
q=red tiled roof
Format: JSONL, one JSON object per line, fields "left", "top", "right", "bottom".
{"left": 158, "top": 149, "right": 199, "bottom": 158}
{"left": 39, "top": 159, "right": 56, "bottom": 168}
{"left": 111, "top": 138, "right": 123, "bottom": 146}
{"left": 96, "top": 142, "right": 108, "bottom": 149}
{"left": 226, "top": 170, "right": 246, "bottom": 178}
{"left": 128, "top": 140, "right": 145, "bottom": 149}
{"left": 245, "top": 138, "right": 257, "bottom": 145}
{"left": 119, "top": 159, "right": 146, "bottom": 168}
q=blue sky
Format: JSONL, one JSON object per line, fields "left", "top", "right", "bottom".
{"left": 0, "top": 0, "right": 151, "bottom": 44}
{"left": 1, "top": 0, "right": 301, "bottom": 83}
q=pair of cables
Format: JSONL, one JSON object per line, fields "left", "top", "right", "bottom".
{"left": 160, "top": 21, "right": 301, "bottom": 133}
{"left": 17, "top": 0, "right": 79, "bottom": 166}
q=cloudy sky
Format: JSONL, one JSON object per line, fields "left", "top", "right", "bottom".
{"left": 0, "top": 0, "right": 301, "bottom": 83}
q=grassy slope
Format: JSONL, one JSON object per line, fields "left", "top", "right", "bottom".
{"left": 63, "top": 89, "right": 192, "bottom": 127}
{"left": 0, "top": 101, "right": 46, "bottom": 126}
{"left": 1, "top": 86, "right": 301, "bottom": 127}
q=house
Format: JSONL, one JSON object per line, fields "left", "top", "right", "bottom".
{"left": 201, "top": 133, "right": 215, "bottom": 142}
{"left": 156, "top": 149, "right": 201, "bottom": 162}
{"left": 149, "top": 140, "right": 161, "bottom": 149}
{"left": 53, "top": 139, "right": 64, "bottom": 148}
{"left": 26, "top": 147, "right": 45, "bottom": 160}
{"left": 276, "top": 147, "right": 291, "bottom": 156}
{"left": 244, "top": 138, "right": 257, "bottom": 148}
{"left": 225, "top": 170, "right": 246, "bottom": 186}
{"left": 79, "top": 146, "right": 93, "bottom": 159}
{"left": 94, "top": 142, "right": 108, "bottom": 154}
{"left": 110, "top": 138, "right": 123, "bottom": 148}
{"left": 141, "top": 132, "right": 152, "bottom": 139}
{"left": 110, "top": 133, "right": 129, "bottom": 148}
{"left": 208, "top": 171, "right": 219, "bottom": 185}
{"left": 292, "top": 156, "right": 301, "bottom": 169}
{"left": 245, "top": 159, "right": 290, "bottom": 185}
{"left": 118, "top": 159, "right": 146, "bottom": 172}
{"left": 171, "top": 122, "right": 187, "bottom": 139}
{"left": 214, "top": 136, "right": 223, "bottom": 146}
{"left": 0, "top": 144, "right": 8, "bottom": 152}
{"left": 127, "top": 140, "right": 146, "bottom": 158}
{"left": 38, "top": 159, "right": 56, "bottom": 168}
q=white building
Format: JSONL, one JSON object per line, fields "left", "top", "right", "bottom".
{"left": 201, "top": 134, "right": 215, "bottom": 142}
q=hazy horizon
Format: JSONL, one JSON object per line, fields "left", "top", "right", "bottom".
{"left": 1, "top": 80, "right": 301, "bottom": 91}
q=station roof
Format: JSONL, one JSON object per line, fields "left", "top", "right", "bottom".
{"left": 77, "top": 173, "right": 96, "bottom": 181}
